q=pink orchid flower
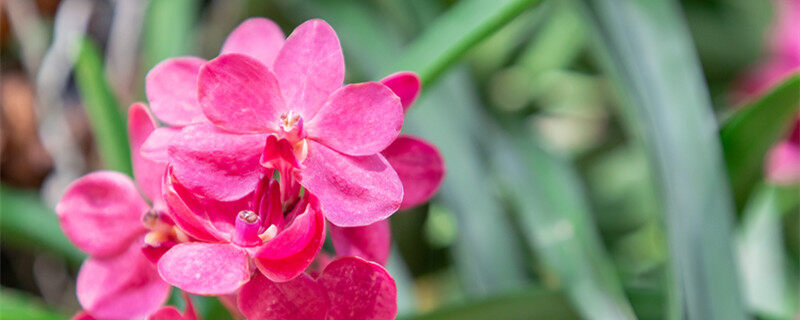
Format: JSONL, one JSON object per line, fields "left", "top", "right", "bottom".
{"left": 55, "top": 103, "right": 177, "bottom": 319}
{"left": 736, "top": 0, "right": 799, "bottom": 99}
{"left": 72, "top": 292, "right": 198, "bottom": 320}
{"left": 329, "top": 72, "right": 446, "bottom": 265}
{"left": 766, "top": 117, "right": 800, "bottom": 184}
{"left": 237, "top": 256, "right": 397, "bottom": 320}
{"left": 164, "top": 19, "right": 404, "bottom": 228}
{"left": 156, "top": 169, "right": 325, "bottom": 295}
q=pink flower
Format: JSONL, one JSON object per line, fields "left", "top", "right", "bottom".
{"left": 237, "top": 256, "right": 397, "bottom": 320}
{"left": 165, "top": 19, "right": 404, "bottom": 227}
{"left": 736, "top": 0, "right": 800, "bottom": 99}
{"left": 328, "top": 72, "right": 446, "bottom": 265}
{"left": 55, "top": 103, "right": 175, "bottom": 319}
{"left": 156, "top": 170, "right": 325, "bottom": 295}
{"left": 71, "top": 292, "right": 198, "bottom": 320}
{"left": 766, "top": 117, "right": 800, "bottom": 184}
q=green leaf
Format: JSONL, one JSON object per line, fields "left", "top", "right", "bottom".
{"left": 398, "top": 287, "right": 580, "bottom": 320}
{"left": 721, "top": 72, "right": 800, "bottom": 208}
{"left": 143, "top": 0, "right": 199, "bottom": 71}
{"left": 390, "top": 0, "right": 542, "bottom": 86}
{"left": 577, "top": 0, "right": 747, "bottom": 319}
{"left": 74, "top": 39, "right": 132, "bottom": 175}
{"left": 0, "top": 185, "right": 86, "bottom": 265}
{"left": 0, "top": 289, "right": 67, "bottom": 320}
{"left": 737, "top": 183, "right": 798, "bottom": 319}
{"left": 488, "top": 125, "right": 637, "bottom": 320}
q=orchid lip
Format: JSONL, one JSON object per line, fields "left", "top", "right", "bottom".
{"left": 233, "top": 210, "right": 263, "bottom": 247}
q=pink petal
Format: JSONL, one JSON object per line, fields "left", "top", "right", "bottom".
{"left": 329, "top": 220, "right": 391, "bottom": 265}
{"left": 274, "top": 19, "right": 344, "bottom": 119}
{"left": 158, "top": 243, "right": 250, "bottom": 295}
{"left": 147, "top": 307, "right": 183, "bottom": 320}
{"left": 168, "top": 124, "right": 265, "bottom": 201}
{"left": 253, "top": 197, "right": 326, "bottom": 282}
{"left": 380, "top": 71, "right": 421, "bottom": 112}
{"left": 163, "top": 168, "right": 228, "bottom": 242}
{"left": 145, "top": 57, "right": 208, "bottom": 126}
{"left": 141, "top": 127, "right": 180, "bottom": 164}
{"left": 146, "top": 292, "right": 197, "bottom": 320}
{"left": 318, "top": 256, "right": 397, "bottom": 320}
{"left": 70, "top": 312, "right": 95, "bottom": 320}
{"left": 128, "top": 103, "right": 166, "bottom": 204}
{"left": 381, "top": 135, "right": 445, "bottom": 209}
{"left": 77, "top": 242, "right": 170, "bottom": 320}
{"left": 306, "top": 82, "right": 403, "bottom": 156}
{"left": 221, "top": 18, "right": 285, "bottom": 68}
{"left": 56, "top": 171, "right": 148, "bottom": 257}
{"left": 198, "top": 54, "right": 285, "bottom": 133}
{"left": 238, "top": 273, "right": 329, "bottom": 320}
{"left": 299, "top": 141, "right": 402, "bottom": 227}
{"left": 766, "top": 140, "right": 800, "bottom": 185}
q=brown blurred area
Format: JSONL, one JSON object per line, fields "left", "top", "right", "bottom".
{"left": 0, "top": 0, "right": 61, "bottom": 188}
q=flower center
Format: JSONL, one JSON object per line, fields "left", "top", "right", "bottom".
{"left": 278, "top": 111, "right": 306, "bottom": 143}
{"left": 232, "top": 210, "right": 278, "bottom": 247}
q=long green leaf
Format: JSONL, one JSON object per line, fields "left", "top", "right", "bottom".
{"left": 74, "top": 39, "right": 131, "bottom": 175}
{"left": 399, "top": 287, "right": 580, "bottom": 320}
{"left": 488, "top": 125, "right": 637, "bottom": 320}
{"left": 577, "top": 0, "right": 747, "bottom": 319}
{"left": 0, "top": 185, "right": 86, "bottom": 264}
{"left": 737, "top": 183, "right": 798, "bottom": 319}
{"left": 390, "top": 0, "right": 541, "bottom": 87}
{"left": 142, "top": 0, "right": 198, "bottom": 71}
{"left": 0, "top": 290, "right": 66, "bottom": 320}
{"left": 721, "top": 72, "right": 800, "bottom": 208}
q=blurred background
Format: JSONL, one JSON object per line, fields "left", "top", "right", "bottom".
{"left": 1, "top": 0, "right": 798, "bottom": 319}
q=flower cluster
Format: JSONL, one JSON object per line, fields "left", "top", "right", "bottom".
{"left": 57, "top": 18, "right": 445, "bottom": 320}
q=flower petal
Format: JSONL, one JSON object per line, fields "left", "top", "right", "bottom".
{"left": 198, "top": 54, "right": 285, "bottom": 133}
{"left": 306, "top": 82, "right": 403, "bottom": 156}
{"left": 253, "top": 196, "right": 326, "bottom": 282}
{"left": 299, "top": 141, "right": 402, "bottom": 227}
{"left": 145, "top": 57, "right": 207, "bottom": 126}
{"left": 146, "top": 292, "right": 197, "bottom": 320}
{"left": 163, "top": 167, "right": 229, "bottom": 242}
{"left": 56, "top": 171, "right": 148, "bottom": 257}
{"left": 381, "top": 135, "right": 445, "bottom": 209}
{"left": 147, "top": 307, "right": 183, "bottom": 320}
{"left": 158, "top": 243, "right": 250, "bottom": 295}
{"left": 221, "top": 18, "right": 285, "bottom": 68}
{"left": 766, "top": 140, "right": 800, "bottom": 185}
{"left": 128, "top": 103, "right": 166, "bottom": 205}
{"left": 141, "top": 127, "right": 180, "bottom": 164}
{"left": 380, "top": 71, "right": 421, "bottom": 112}
{"left": 274, "top": 19, "right": 344, "bottom": 119}
{"left": 77, "top": 242, "right": 170, "bottom": 320}
{"left": 168, "top": 124, "right": 265, "bottom": 201}
{"left": 238, "top": 273, "right": 328, "bottom": 320}
{"left": 329, "top": 219, "right": 390, "bottom": 265}
{"left": 318, "top": 256, "right": 397, "bottom": 320}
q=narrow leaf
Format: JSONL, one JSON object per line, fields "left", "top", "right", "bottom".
{"left": 0, "top": 185, "right": 86, "bottom": 264}
{"left": 74, "top": 39, "right": 132, "bottom": 175}
{"left": 489, "top": 125, "right": 637, "bottom": 320}
{"left": 0, "top": 290, "right": 66, "bottom": 320}
{"left": 721, "top": 72, "right": 800, "bottom": 208}
{"left": 399, "top": 287, "right": 580, "bottom": 320}
{"left": 577, "top": 0, "right": 747, "bottom": 319}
